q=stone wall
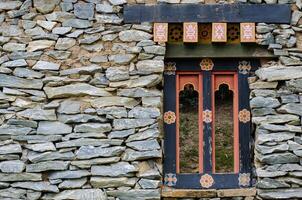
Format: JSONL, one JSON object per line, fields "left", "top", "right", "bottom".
{"left": 0, "top": 0, "right": 302, "bottom": 200}
{"left": 0, "top": 0, "right": 164, "bottom": 199}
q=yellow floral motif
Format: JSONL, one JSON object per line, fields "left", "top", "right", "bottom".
{"left": 238, "top": 173, "right": 250, "bottom": 187}
{"left": 239, "top": 109, "right": 250, "bottom": 123}
{"left": 203, "top": 109, "right": 212, "bottom": 123}
{"left": 164, "top": 111, "right": 176, "bottom": 124}
{"left": 200, "top": 58, "right": 214, "bottom": 71}
{"left": 200, "top": 174, "right": 214, "bottom": 188}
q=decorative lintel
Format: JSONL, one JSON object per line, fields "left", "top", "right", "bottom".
{"left": 124, "top": 4, "right": 291, "bottom": 24}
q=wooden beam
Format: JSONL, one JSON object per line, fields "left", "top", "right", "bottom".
{"left": 124, "top": 4, "right": 291, "bottom": 24}
{"left": 165, "top": 44, "right": 276, "bottom": 58}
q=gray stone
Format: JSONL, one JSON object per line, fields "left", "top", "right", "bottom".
{"left": 259, "top": 152, "right": 299, "bottom": 164}
{"left": 122, "top": 149, "right": 161, "bottom": 161}
{"left": 9, "top": 51, "right": 43, "bottom": 60}
{"left": 113, "top": 119, "right": 156, "bottom": 130}
{"left": 71, "top": 157, "right": 120, "bottom": 169}
{"left": 288, "top": 140, "right": 302, "bottom": 151}
{"left": 25, "top": 142, "right": 56, "bottom": 152}
{"left": 109, "top": 54, "right": 136, "bottom": 64}
{"left": 45, "top": 11, "right": 75, "bottom": 22}
{"left": 292, "top": 11, "right": 302, "bottom": 25}
{"left": 49, "top": 170, "right": 90, "bottom": 180}
{"left": 0, "top": 125, "right": 32, "bottom": 136}
{"left": 44, "top": 83, "right": 112, "bottom": 98}
{"left": 119, "top": 30, "right": 152, "bottom": 42}
{"left": 13, "top": 68, "right": 44, "bottom": 79}
{"left": 250, "top": 96, "right": 280, "bottom": 108}
{"left": 7, "top": 119, "right": 37, "bottom": 128}
{"left": 253, "top": 114, "right": 299, "bottom": 125}
{"left": 55, "top": 38, "right": 76, "bottom": 50}
{"left": 278, "top": 103, "right": 302, "bottom": 116}
{"left": 63, "top": 19, "right": 92, "bottom": 28}
{"left": 37, "top": 121, "right": 72, "bottom": 135}
{"left": 60, "top": 65, "right": 103, "bottom": 76}
{"left": 1, "top": 25, "right": 23, "bottom": 37}
{"left": 257, "top": 132, "right": 295, "bottom": 144}
{"left": 108, "top": 129, "right": 135, "bottom": 139}
{"left": 107, "top": 189, "right": 160, "bottom": 199}
{"left": 136, "top": 60, "right": 164, "bottom": 74}
{"left": 257, "top": 178, "right": 290, "bottom": 189}
{"left": 33, "top": 61, "right": 60, "bottom": 71}
{"left": 74, "top": 123, "right": 111, "bottom": 133}
{"left": 256, "top": 66, "right": 302, "bottom": 81}
{"left": 90, "top": 55, "right": 108, "bottom": 63}
{"left": 287, "top": 79, "right": 302, "bottom": 93}
{"left": 256, "top": 143, "right": 289, "bottom": 154}
{"left": 3, "top": 43, "right": 26, "bottom": 52}
{"left": 12, "top": 135, "right": 62, "bottom": 143}
{"left": 280, "top": 56, "right": 302, "bottom": 66}
{"left": 76, "top": 146, "right": 125, "bottom": 159}
{"left": 46, "top": 50, "right": 71, "bottom": 60}
{"left": 28, "top": 151, "right": 74, "bottom": 163}
{"left": 0, "top": 173, "right": 42, "bottom": 182}
{"left": 52, "top": 27, "right": 72, "bottom": 35}
{"left": 281, "top": 94, "right": 299, "bottom": 103}
{"left": 0, "top": 143, "right": 22, "bottom": 154}
{"left": 0, "top": 187, "right": 27, "bottom": 199}
{"left": 126, "top": 128, "right": 159, "bottom": 142}
{"left": 143, "top": 46, "right": 165, "bottom": 55}
{"left": 56, "top": 138, "right": 121, "bottom": 148}
{"left": 17, "top": 107, "right": 56, "bottom": 121}
{"left": 33, "top": 0, "right": 60, "bottom": 14}
{"left": 0, "top": 160, "right": 25, "bottom": 173}
{"left": 58, "top": 114, "right": 106, "bottom": 123}
{"left": 26, "top": 161, "right": 69, "bottom": 172}
{"left": 106, "top": 67, "right": 129, "bottom": 82}
{"left": 0, "top": 74, "right": 43, "bottom": 89}
{"left": 60, "top": 2, "right": 73, "bottom": 12}
{"left": 139, "top": 179, "right": 160, "bottom": 189}
{"left": 0, "top": 1, "right": 22, "bottom": 10}
{"left": 109, "top": 0, "right": 126, "bottom": 5}
{"left": 109, "top": 74, "right": 162, "bottom": 88}
{"left": 97, "top": 106, "right": 128, "bottom": 119}
{"left": 96, "top": 3, "right": 114, "bottom": 13}
{"left": 37, "top": 20, "right": 57, "bottom": 31}
{"left": 79, "top": 34, "right": 101, "bottom": 44}
{"left": 12, "top": 181, "right": 59, "bottom": 193}
{"left": 74, "top": 3, "right": 94, "bottom": 19}
{"left": 57, "top": 99, "right": 81, "bottom": 114}
{"left": 59, "top": 178, "right": 87, "bottom": 189}
{"left": 52, "top": 189, "right": 107, "bottom": 200}
{"left": 252, "top": 107, "right": 276, "bottom": 116}
{"left": 118, "top": 88, "right": 162, "bottom": 97}
{"left": 91, "top": 162, "right": 137, "bottom": 176}
{"left": 91, "top": 97, "right": 139, "bottom": 108}
{"left": 259, "top": 188, "right": 302, "bottom": 199}
{"left": 91, "top": 177, "right": 135, "bottom": 188}
{"left": 95, "top": 14, "right": 122, "bottom": 24}
{"left": 128, "top": 107, "right": 160, "bottom": 118}
{"left": 27, "top": 40, "right": 55, "bottom": 52}
{"left": 127, "top": 139, "right": 160, "bottom": 151}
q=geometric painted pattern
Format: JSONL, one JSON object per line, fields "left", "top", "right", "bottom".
{"left": 200, "top": 58, "right": 214, "bottom": 71}
{"left": 238, "top": 61, "right": 251, "bottom": 75}
{"left": 200, "top": 173, "right": 214, "bottom": 188}
{"left": 203, "top": 109, "right": 212, "bottom": 123}
{"left": 238, "top": 109, "right": 250, "bottom": 123}
{"left": 238, "top": 173, "right": 250, "bottom": 187}
{"left": 164, "top": 173, "right": 177, "bottom": 186}
{"left": 164, "top": 111, "right": 176, "bottom": 124}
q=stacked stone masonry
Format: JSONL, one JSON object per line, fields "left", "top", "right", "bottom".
{"left": 0, "top": 0, "right": 301, "bottom": 200}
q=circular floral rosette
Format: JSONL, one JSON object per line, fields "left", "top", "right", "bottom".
{"left": 164, "top": 111, "right": 176, "bottom": 124}
{"left": 200, "top": 174, "right": 214, "bottom": 188}
{"left": 203, "top": 109, "right": 212, "bottom": 123}
{"left": 200, "top": 58, "right": 214, "bottom": 71}
{"left": 164, "top": 62, "right": 176, "bottom": 75}
{"left": 238, "top": 61, "right": 251, "bottom": 75}
{"left": 238, "top": 109, "right": 250, "bottom": 123}
{"left": 238, "top": 173, "right": 250, "bottom": 187}
{"left": 164, "top": 173, "right": 177, "bottom": 187}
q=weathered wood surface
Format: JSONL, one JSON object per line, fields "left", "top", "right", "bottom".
{"left": 124, "top": 4, "right": 291, "bottom": 23}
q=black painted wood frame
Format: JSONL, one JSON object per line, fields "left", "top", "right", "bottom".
{"left": 163, "top": 58, "right": 259, "bottom": 189}
{"left": 124, "top": 4, "right": 291, "bottom": 24}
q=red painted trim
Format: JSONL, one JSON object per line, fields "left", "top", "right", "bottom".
{"left": 176, "top": 72, "right": 203, "bottom": 173}
{"left": 211, "top": 72, "right": 239, "bottom": 173}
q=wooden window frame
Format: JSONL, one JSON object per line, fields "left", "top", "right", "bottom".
{"left": 164, "top": 58, "right": 259, "bottom": 189}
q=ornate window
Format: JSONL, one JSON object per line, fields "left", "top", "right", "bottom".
{"left": 163, "top": 59, "right": 258, "bottom": 189}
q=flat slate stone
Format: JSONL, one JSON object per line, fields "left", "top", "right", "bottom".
{"left": 0, "top": 160, "right": 25, "bottom": 173}
{"left": 28, "top": 151, "right": 74, "bottom": 163}
{"left": 60, "top": 65, "right": 103, "bottom": 76}
{"left": 33, "top": 61, "right": 60, "bottom": 71}
{"left": 52, "top": 189, "right": 107, "bottom": 200}
{"left": 33, "top": 0, "right": 60, "bottom": 14}
{"left": 37, "top": 121, "right": 72, "bottom": 135}
{"left": 58, "top": 178, "right": 87, "bottom": 189}
{"left": 74, "top": 3, "right": 94, "bottom": 19}
{"left": 49, "top": 170, "right": 90, "bottom": 180}
{"left": 107, "top": 189, "right": 160, "bottom": 199}
{"left": 122, "top": 149, "right": 161, "bottom": 161}
{"left": 0, "top": 74, "right": 43, "bottom": 89}
{"left": 1, "top": 59, "right": 27, "bottom": 68}
{"left": 259, "top": 188, "right": 302, "bottom": 199}
{"left": 0, "top": 1, "right": 22, "bottom": 10}
{"left": 17, "top": 108, "right": 56, "bottom": 121}
{"left": 44, "top": 83, "right": 112, "bottom": 99}
{"left": 71, "top": 157, "right": 120, "bottom": 169}
{"left": 0, "top": 143, "right": 22, "bottom": 154}
{"left": 91, "top": 177, "right": 135, "bottom": 188}
{"left": 25, "top": 142, "right": 56, "bottom": 152}
{"left": 11, "top": 181, "right": 59, "bottom": 193}
{"left": 91, "top": 97, "right": 139, "bottom": 108}
{"left": 74, "top": 123, "right": 112, "bottom": 133}
{"left": 26, "top": 161, "right": 69, "bottom": 172}
{"left": 62, "top": 19, "right": 93, "bottom": 28}
{"left": 256, "top": 66, "right": 302, "bottom": 81}
{"left": 56, "top": 138, "right": 121, "bottom": 148}
{"left": 259, "top": 152, "right": 299, "bottom": 164}
{"left": 91, "top": 162, "right": 137, "bottom": 176}
{"left": 0, "top": 173, "right": 42, "bottom": 182}
{"left": 76, "top": 146, "right": 125, "bottom": 159}
{"left": 126, "top": 139, "right": 160, "bottom": 151}
{"left": 113, "top": 119, "right": 156, "bottom": 130}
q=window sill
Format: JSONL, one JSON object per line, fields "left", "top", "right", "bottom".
{"left": 161, "top": 187, "right": 256, "bottom": 198}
